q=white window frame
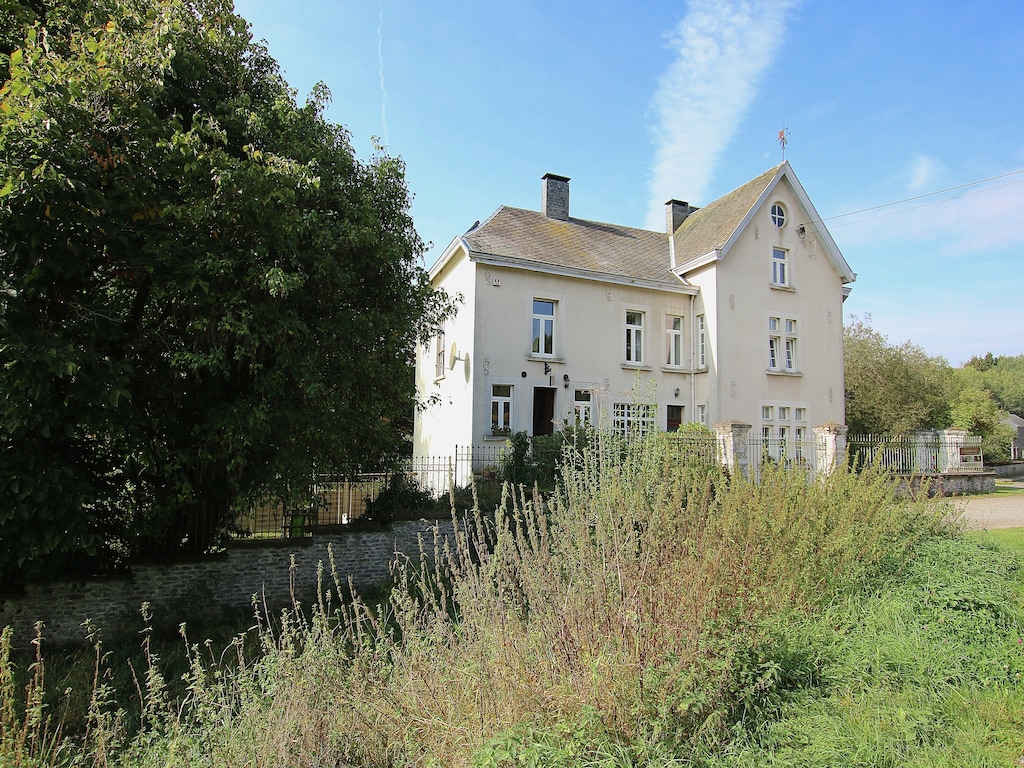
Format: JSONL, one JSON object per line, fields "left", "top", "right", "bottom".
{"left": 768, "top": 315, "right": 798, "bottom": 373}
{"left": 772, "top": 247, "right": 789, "bottom": 287}
{"left": 434, "top": 327, "right": 446, "bottom": 380}
{"left": 760, "top": 401, "right": 810, "bottom": 462}
{"left": 531, "top": 299, "right": 556, "bottom": 357}
{"left": 573, "top": 389, "right": 592, "bottom": 427}
{"left": 491, "top": 384, "right": 513, "bottom": 433}
{"left": 696, "top": 314, "right": 706, "bottom": 368}
{"left": 624, "top": 310, "right": 645, "bottom": 365}
{"left": 612, "top": 402, "right": 654, "bottom": 437}
{"left": 697, "top": 403, "right": 707, "bottom": 426}
{"left": 665, "top": 314, "right": 684, "bottom": 367}
{"left": 770, "top": 202, "right": 786, "bottom": 228}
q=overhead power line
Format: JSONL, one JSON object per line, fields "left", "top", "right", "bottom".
{"left": 807, "top": 168, "right": 1024, "bottom": 230}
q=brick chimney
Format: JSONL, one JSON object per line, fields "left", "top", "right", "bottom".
{"left": 542, "top": 173, "right": 570, "bottom": 220}
{"left": 665, "top": 199, "right": 698, "bottom": 233}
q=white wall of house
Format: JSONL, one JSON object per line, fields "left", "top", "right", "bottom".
{"left": 413, "top": 245, "right": 477, "bottom": 458}
{"left": 698, "top": 178, "right": 847, "bottom": 433}
{"left": 466, "top": 264, "right": 697, "bottom": 445}
{"left": 414, "top": 166, "right": 852, "bottom": 464}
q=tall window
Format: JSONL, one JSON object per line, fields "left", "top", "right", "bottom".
{"left": 760, "top": 401, "right": 809, "bottom": 461}
{"left": 696, "top": 314, "right": 706, "bottom": 368}
{"left": 491, "top": 384, "right": 513, "bottom": 432}
{"left": 612, "top": 402, "right": 654, "bottom": 437}
{"left": 573, "top": 389, "right": 592, "bottom": 427}
{"left": 625, "top": 310, "right": 644, "bottom": 364}
{"left": 784, "top": 319, "right": 797, "bottom": 372}
{"left": 697, "top": 404, "right": 707, "bottom": 425}
{"left": 434, "top": 327, "right": 446, "bottom": 379}
{"left": 772, "top": 247, "right": 788, "bottom": 286}
{"left": 665, "top": 315, "right": 684, "bottom": 366}
{"left": 531, "top": 299, "right": 555, "bottom": 356}
{"left": 768, "top": 316, "right": 798, "bottom": 372}
{"left": 768, "top": 317, "right": 780, "bottom": 370}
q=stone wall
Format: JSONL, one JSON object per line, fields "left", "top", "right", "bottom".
{"left": 990, "top": 462, "right": 1024, "bottom": 479}
{"left": 897, "top": 472, "right": 997, "bottom": 497}
{"left": 0, "top": 519, "right": 458, "bottom": 648}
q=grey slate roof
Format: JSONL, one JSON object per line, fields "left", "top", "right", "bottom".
{"left": 463, "top": 206, "right": 676, "bottom": 285}
{"left": 672, "top": 165, "right": 781, "bottom": 266}
{"left": 457, "top": 163, "right": 790, "bottom": 284}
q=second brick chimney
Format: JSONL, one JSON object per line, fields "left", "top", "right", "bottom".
{"left": 665, "top": 199, "right": 698, "bottom": 233}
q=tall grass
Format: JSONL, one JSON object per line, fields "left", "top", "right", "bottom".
{"left": 0, "top": 429, "right": 994, "bottom": 766}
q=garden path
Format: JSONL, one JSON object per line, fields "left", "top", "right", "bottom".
{"left": 959, "top": 481, "right": 1024, "bottom": 529}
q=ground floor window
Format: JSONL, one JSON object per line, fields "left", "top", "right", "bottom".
{"left": 491, "top": 384, "right": 513, "bottom": 433}
{"left": 573, "top": 389, "right": 592, "bottom": 426}
{"left": 612, "top": 402, "right": 654, "bottom": 437}
{"left": 759, "top": 402, "right": 809, "bottom": 461}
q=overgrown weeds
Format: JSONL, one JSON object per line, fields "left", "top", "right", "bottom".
{"left": 3, "top": 429, "right": 1017, "bottom": 766}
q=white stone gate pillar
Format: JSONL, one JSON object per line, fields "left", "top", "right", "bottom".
{"left": 939, "top": 429, "right": 968, "bottom": 473}
{"left": 813, "top": 422, "right": 848, "bottom": 476}
{"left": 714, "top": 420, "right": 751, "bottom": 478}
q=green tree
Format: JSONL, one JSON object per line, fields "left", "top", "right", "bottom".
{"left": 958, "top": 353, "right": 1024, "bottom": 418}
{"left": 843, "top": 318, "right": 955, "bottom": 435}
{"left": 0, "top": 0, "right": 452, "bottom": 583}
{"left": 949, "top": 386, "right": 1015, "bottom": 462}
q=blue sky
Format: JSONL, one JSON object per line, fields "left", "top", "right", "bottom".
{"left": 234, "top": 0, "right": 1024, "bottom": 366}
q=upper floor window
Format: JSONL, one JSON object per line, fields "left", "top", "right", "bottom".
{"left": 532, "top": 299, "right": 555, "bottom": 356}
{"left": 696, "top": 314, "right": 706, "bottom": 368}
{"left": 770, "top": 203, "right": 786, "bottom": 227}
{"left": 434, "top": 327, "right": 446, "bottom": 379}
{"left": 625, "top": 310, "right": 644, "bottom": 364}
{"left": 772, "top": 248, "right": 788, "bottom": 287}
{"left": 768, "top": 316, "right": 798, "bottom": 372}
{"left": 665, "top": 314, "right": 684, "bottom": 366}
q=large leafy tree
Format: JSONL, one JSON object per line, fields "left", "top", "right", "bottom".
{"left": 843, "top": 318, "right": 955, "bottom": 435}
{"left": 960, "top": 353, "right": 1024, "bottom": 417}
{"left": 0, "top": 0, "right": 451, "bottom": 582}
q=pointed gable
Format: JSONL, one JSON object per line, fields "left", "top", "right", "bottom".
{"left": 672, "top": 165, "right": 781, "bottom": 268}
{"left": 672, "top": 162, "right": 855, "bottom": 285}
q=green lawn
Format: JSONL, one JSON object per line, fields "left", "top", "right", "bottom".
{"left": 993, "top": 479, "right": 1024, "bottom": 496}
{"left": 968, "top": 526, "right": 1024, "bottom": 554}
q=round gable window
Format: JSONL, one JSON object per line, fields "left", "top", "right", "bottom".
{"left": 770, "top": 203, "right": 786, "bottom": 227}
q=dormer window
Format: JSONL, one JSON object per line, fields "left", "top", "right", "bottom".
{"left": 770, "top": 203, "right": 786, "bottom": 227}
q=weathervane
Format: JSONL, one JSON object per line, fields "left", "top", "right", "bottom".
{"left": 778, "top": 126, "right": 790, "bottom": 160}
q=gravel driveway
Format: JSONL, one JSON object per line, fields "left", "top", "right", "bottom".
{"left": 958, "top": 482, "right": 1024, "bottom": 530}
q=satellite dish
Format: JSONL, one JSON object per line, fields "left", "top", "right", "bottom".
{"left": 450, "top": 342, "right": 469, "bottom": 373}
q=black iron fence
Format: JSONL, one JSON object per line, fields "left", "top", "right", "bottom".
{"left": 229, "top": 445, "right": 509, "bottom": 540}
{"left": 226, "top": 431, "right": 986, "bottom": 543}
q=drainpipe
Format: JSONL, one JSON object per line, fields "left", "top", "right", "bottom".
{"left": 689, "top": 293, "right": 696, "bottom": 420}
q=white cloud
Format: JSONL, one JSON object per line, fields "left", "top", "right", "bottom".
{"left": 645, "top": 0, "right": 801, "bottom": 230}
{"left": 906, "top": 155, "right": 944, "bottom": 192}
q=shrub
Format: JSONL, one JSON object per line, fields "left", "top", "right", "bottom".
{"left": 363, "top": 472, "right": 435, "bottom": 523}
